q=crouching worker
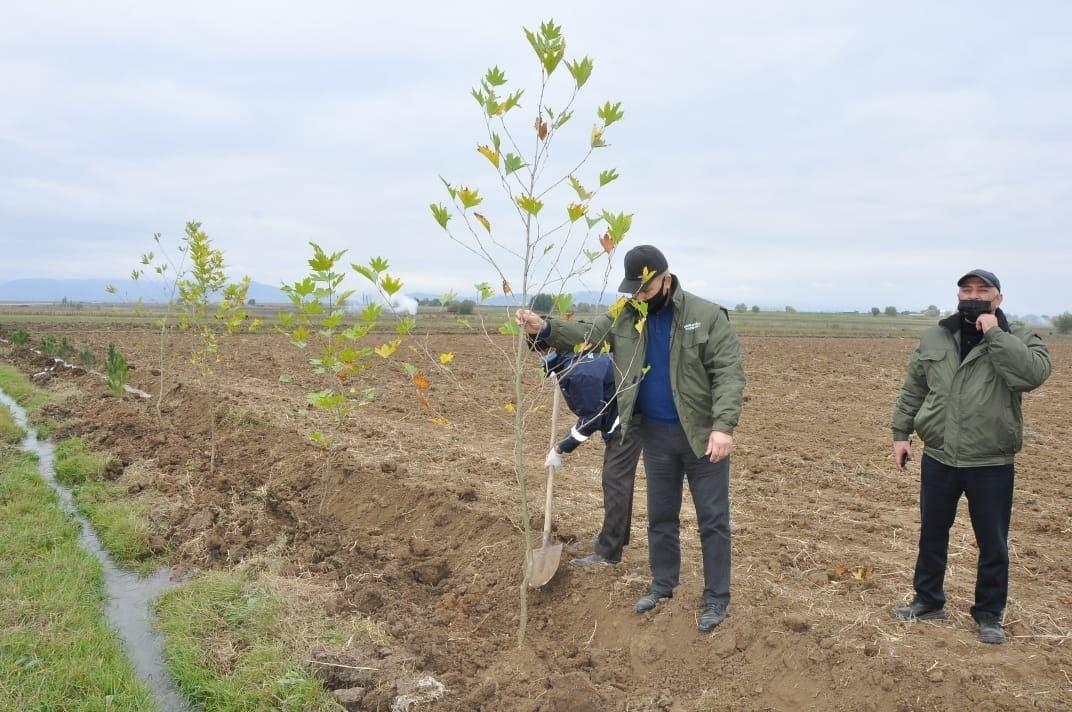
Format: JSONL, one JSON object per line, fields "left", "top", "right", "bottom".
{"left": 530, "top": 333, "right": 643, "bottom": 567}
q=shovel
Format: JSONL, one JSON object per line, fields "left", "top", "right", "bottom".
{"left": 525, "top": 375, "right": 563, "bottom": 587}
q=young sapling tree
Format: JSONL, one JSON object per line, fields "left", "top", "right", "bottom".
{"left": 278, "top": 244, "right": 414, "bottom": 512}
{"left": 431, "top": 20, "right": 634, "bottom": 644}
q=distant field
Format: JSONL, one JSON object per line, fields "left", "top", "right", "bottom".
{"left": 0, "top": 302, "right": 1063, "bottom": 339}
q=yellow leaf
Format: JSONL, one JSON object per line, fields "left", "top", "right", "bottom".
{"left": 608, "top": 296, "right": 628, "bottom": 319}
{"left": 428, "top": 416, "right": 448, "bottom": 426}
{"left": 374, "top": 339, "right": 400, "bottom": 358}
{"left": 439, "top": 352, "right": 455, "bottom": 365}
{"left": 474, "top": 212, "right": 491, "bottom": 233}
{"left": 634, "top": 316, "right": 646, "bottom": 335}
{"left": 504, "top": 401, "right": 515, "bottom": 413}
{"left": 477, "top": 144, "right": 500, "bottom": 168}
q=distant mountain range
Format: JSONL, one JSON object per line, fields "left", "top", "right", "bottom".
{"left": 0, "top": 278, "right": 289, "bottom": 304}
{"left": 0, "top": 278, "right": 628, "bottom": 308}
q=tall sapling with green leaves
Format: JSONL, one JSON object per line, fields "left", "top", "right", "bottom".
{"left": 431, "top": 19, "right": 634, "bottom": 644}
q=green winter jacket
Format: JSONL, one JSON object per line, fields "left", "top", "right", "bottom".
{"left": 545, "top": 280, "right": 746, "bottom": 459}
{"left": 891, "top": 311, "right": 1051, "bottom": 467}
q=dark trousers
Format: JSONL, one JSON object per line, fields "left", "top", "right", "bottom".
{"left": 641, "top": 420, "right": 731, "bottom": 606}
{"left": 593, "top": 431, "right": 643, "bottom": 562}
{"left": 913, "top": 454, "right": 1015, "bottom": 621}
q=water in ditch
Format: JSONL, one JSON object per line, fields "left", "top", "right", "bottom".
{"left": 0, "top": 389, "right": 196, "bottom": 712}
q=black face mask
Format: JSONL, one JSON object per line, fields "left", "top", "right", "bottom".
{"left": 642, "top": 288, "right": 668, "bottom": 315}
{"left": 958, "top": 299, "right": 993, "bottom": 322}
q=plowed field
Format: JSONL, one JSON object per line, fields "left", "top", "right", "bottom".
{"left": 4, "top": 323, "right": 1070, "bottom": 711}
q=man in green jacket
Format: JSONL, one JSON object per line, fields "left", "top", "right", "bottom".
{"left": 890, "top": 269, "right": 1051, "bottom": 645}
{"left": 516, "top": 245, "right": 745, "bottom": 632}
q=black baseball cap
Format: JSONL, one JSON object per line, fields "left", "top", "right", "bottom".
{"left": 957, "top": 269, "right": 1000, "bottom": 292}
{"left": 618, "top": 245, "right": 668, "bottom": 293}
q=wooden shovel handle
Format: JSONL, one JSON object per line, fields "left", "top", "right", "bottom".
{"left": 542, "top": 374, "right": 561, "bottom": 546}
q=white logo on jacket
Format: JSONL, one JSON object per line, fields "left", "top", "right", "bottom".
{"left": 683, "top": 322, "right": 702, "bottom": 331}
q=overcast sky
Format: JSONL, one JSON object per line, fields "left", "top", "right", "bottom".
{"left": 2, "top": 2, "right": 1070, "bottom": 314}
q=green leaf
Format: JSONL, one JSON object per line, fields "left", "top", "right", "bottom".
{"left": 501, "top": 89, "right": 524, "bottom": 114}
{"left": 357, "top": 304, "right": 382, "bottom": 323}
{"left": 498, "top": 320, "right": 520, "bottom": 336}
{"left": 369, "top": 256, "right": 389, "bottom": 272}
{"left": 553, "top": 294, "right": 574, "bottom": 315}
{"left": 474, "top": 282, "right": 495, "bottom": 301}
{"left": 516, "top": 194, "right": 543, "bottom": 215}
{"left": 279, "top": 374, "right": 292, "bottom": 383}
{"left": 492, "top": 133, "right": 501, "bottom": 153}
{"left": 485, "top": 66, "right": 507, "bottom": 86}
{"left": 552, "top": 109, "right": 573, "bottom": 129}
{"left": 566, "top": 56, "right": 593, "bottom": 88}
{"left": 583, "top": 248, "right": 602, "bottom": 262}
{"left": 602, "top": 210, "right": 634, "bottom": 241}
{"left": 503, "top": 153, "right": 526, "bottom": 175}
{"left": 597, "top": 100, "right": 625, "bottom": 127}
{"left": 380, "top": 274, "right": 403, "bottom": 296}
{"left": 457, "top": 187, "right": 482, "bottom": 209}
{"left": 599, "top": 168, "right": 620, "bottom": 187}
{"left": 439, "top": 291, "right": 457, "bottom": 305}
{"left": 568, "top": 176, "right": 592, "bottom": 201}
{"left": 567, "top": 203, "right": 587, "bottom": 223}
{"left": 397, "top": 317, "right": 416, "bottom": 336}
{"left": 470, "top": 88, "right": 485, "bottom": 107}
{"left": 402, "top": 362, "right": 418, "bottom": 377}
{"left": 430, "top": 203, "right": 451, "bottom": 229}
{"left": 353, "top": 263, "right": 377, "bottom": 282}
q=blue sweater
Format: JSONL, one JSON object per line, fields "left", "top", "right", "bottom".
{"left": 637, "top": 306, "right": 679, "bottom": 425}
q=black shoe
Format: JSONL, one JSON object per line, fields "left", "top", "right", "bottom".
{"left": 698, "top": 602, "right": 728, "bottom": 633}
{"left": 890, "top": 600, "right": 948, "bottom": 621}
{"left": 569, "top": 553, "right": 618, "bottom": 568}
{"left": 978, "top": 616, "right": 1006, "bottom": 645}
{"left": 634, "top": 592, "right": 670, "bottom": 614}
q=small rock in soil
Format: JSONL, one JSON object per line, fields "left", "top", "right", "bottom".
{"left": 331, "top": 687, "right": 365, "bottom": 711}
{"left": 785, "top": 613, "right": 810, "bottom": 632}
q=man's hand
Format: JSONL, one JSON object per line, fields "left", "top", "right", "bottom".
{"left": 515, "top": 309, "right": 547, "bottom": 335}
{"left": 976, "top": 313, "right": 998, "bottom": 333}
{"left": 893, "top": 440, "right": 914, "bottom": 471}
{"left": 706, "top": 431, "right": 733, "bottom": 463}
{"left": 544, "top": 447, "right": 563, "bottom": 469}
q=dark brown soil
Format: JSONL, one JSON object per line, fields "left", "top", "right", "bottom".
{"left": 4, "top": 323, "right": 1071, "bottom": 711}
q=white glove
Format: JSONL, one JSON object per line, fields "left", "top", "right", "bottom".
{"left": 544, "top": 448, "right": 563, "bottom": 469}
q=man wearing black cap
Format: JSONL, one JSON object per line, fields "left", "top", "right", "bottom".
{"left": 890, "top": 269, "right": 1051, "bottom": 644}
{"left": 516, "top": 245, "right": 745, "bottom": 633}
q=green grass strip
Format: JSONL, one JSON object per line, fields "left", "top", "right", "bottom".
{"left": 0, "top": 362, "right": 52, "bottom": 414}
{"left": 155, "top": 571, "right": 342, "bottom": 711}
{"left": 0, "top": 443, "right": 154, "bottom": 711}
{"left": 0, "top": 401, "right": 22, "bottom": 444}
{"left": 54, "top": 437, "right": 155, "bottom": 570}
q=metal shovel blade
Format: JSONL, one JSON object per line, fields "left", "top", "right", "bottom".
{"left": 526, "top": 538, "right": 563, "bottom": 588}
